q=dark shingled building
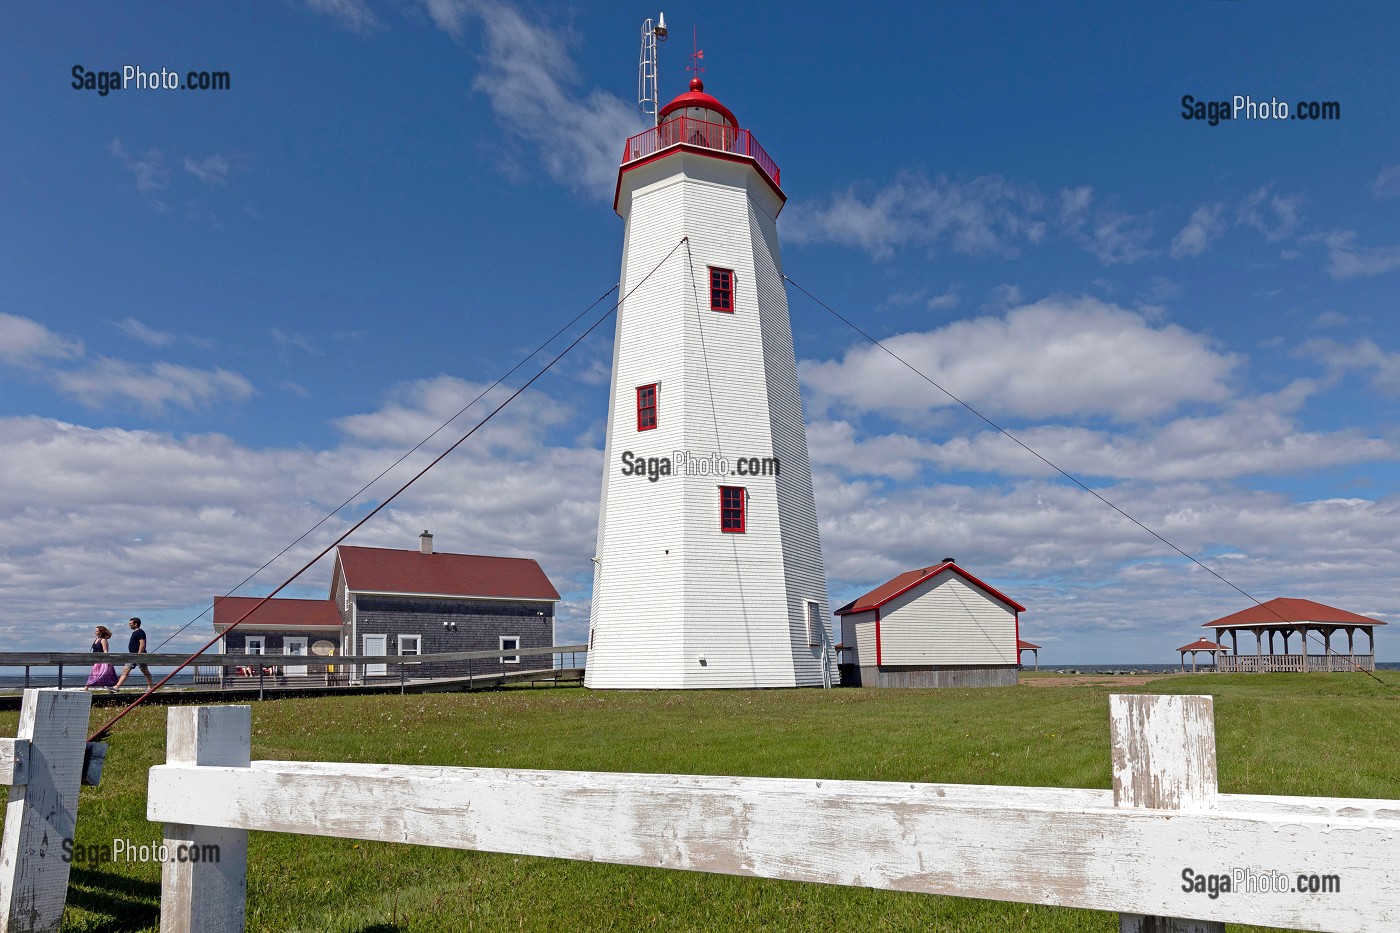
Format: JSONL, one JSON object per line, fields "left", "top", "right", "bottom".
{"left": 216, "top": 531, "right": 560, "bottom": 681}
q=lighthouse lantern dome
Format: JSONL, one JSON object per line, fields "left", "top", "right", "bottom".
{"left": 657, "top": 78, "right": 737, "bottom": 129}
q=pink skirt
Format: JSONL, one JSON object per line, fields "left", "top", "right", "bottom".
{"left": 86, "top": 662, "right": 118, "bottom": 687}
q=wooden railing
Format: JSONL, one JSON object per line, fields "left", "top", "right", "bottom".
{"left": 1218, "top": 654, "right": 1374, "bottom": 673}
{"left": 621, "top": 116, "right": 781, "bottom": 186}
{"left": 147, "top": 694, "right": 1400, "bottom": 932}
{"left": 0, "top": 645, "right": 588, "bottom": 691}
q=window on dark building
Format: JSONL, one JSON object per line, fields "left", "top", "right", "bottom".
{"left": 500, "top": 636, "right": 520, "bottom": 664}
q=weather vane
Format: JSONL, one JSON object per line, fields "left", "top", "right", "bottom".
{"left": 688, "top": 26, "right": 704, "bottom": 84}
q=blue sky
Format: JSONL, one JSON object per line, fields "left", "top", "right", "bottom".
{"left": 3, "top": 1, "right": 1398, "bottom": 662}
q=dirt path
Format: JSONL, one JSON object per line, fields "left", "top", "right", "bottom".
{"left": 1023, "top": 673, "right": 1178, "bottom": 687}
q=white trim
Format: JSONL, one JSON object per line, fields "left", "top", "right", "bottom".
{"left": 499, "top": 636, "right": 520, "bottom": 664}
{"left": 397, "top": 634, "right": 422, "bottom": 656}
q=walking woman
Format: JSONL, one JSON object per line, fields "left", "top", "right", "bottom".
{"left": 86, "top": 625, "right": 119, "bottom": 691}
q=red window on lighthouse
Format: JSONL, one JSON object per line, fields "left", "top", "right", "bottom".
{"left": 720, "top": 486, "right": 746, "bottom": 533}
{"left": 709, "top": 267, "right": 734, "bottom": 312}
{"left": 636, "top": 384, "right": 658, "bottom": 431}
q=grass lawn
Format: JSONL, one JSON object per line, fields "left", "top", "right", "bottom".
{"left": 3, "top": 672, "right": 1397, "bottom": 932}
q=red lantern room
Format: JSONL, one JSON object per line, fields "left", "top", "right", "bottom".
{"left": 617, "top": 77, "right": 781, "bottom": 213}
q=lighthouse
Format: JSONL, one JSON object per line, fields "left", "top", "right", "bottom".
{"left": 586, "top": 67, "right": 834, "bottom": 689}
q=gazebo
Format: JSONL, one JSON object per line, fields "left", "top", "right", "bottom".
{"left": 1177, "top": 638, "right": 1226, "bottom": 672}
{"left": 1016, "top": 639, "right": 1040, "bottom": 671}
{"left": 1204, "top": 598, "right": 1385, "bottom": 672}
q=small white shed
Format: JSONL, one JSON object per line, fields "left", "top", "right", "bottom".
{"left": 835, "top": 559, "right": 1025, "bottom": 688}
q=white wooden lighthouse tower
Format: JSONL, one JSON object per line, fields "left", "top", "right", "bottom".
{"left": 586, "top": 58, "right": 834, "bottom": 689}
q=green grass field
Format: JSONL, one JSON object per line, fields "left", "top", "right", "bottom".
{"left": 3, "top": 672, "right": 1397, "bottom": 932}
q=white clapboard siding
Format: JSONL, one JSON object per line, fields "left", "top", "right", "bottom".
{"left": 589, "top": 147, "right": 832, "bottom": 689}
{"left": 844, "top": 611, "right": 876, "bottom": 666}
{"left": 147, "top": 760, "right": 1399, "bottom": 932}
{"left": 879, "top": 574, "right": 1017, "bottom": 665}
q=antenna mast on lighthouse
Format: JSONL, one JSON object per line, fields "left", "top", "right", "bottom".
{"left": 638, "top": 12, "right": 668, "bottom": 125}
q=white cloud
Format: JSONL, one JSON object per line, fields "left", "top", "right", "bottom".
{"left": 1057, "top": 186, "right": 1155, "bottom": 265}
{"left": 1372, "top": 164, "right": 1400, "bottom": 199}
{"left": 184, "top": 154, "right": 231, "bottom": 184}
{"left": 117, "top": 317, "right": 176, "bottom": 347}
{"left": 783, "top": 173, "right": 1046, "bottom": 260}
{"left": 1170, "top": 203, "right": 1226, "bottom": 259}
{"left": 801, "top": 296, "right": 1239, "bottom": 423}
{"left": 1300, "top": 337, "right": 1400, "bottom": 395}
{"left": 1320, "top": 229, "right": 1400, "bottom": 280}
{"left": 108, "top": 138, "right": 170, "bottom": 194}
{"left": 814, "top": 472, "right": 1400, "bottom": 661}
{"left": 1081, "top": 210, "right": 1155, "bottom": 265}
{"left": 0, "top": 313, "right": 84, "bottom": 366}
{"left": 272, "top": 328, "right": 323, "bottom": 355}
{"left": 926, "top": 288, "right": 959, "bottom": 311}
{"left": 1237, "top": 184, "right": 1304, "bottom": 241}
{"left": 302, "top": 0, "right": 380, "bottom": 33}
{"left": 0, "top": 378, "right": 603, "bottom": 649}
{"left": 1310, "top": 310, "right": 1349, "bottom": 329}
{"left": 51, "top": 359, "right": 255, "bottom": 413}
{"left": 463, "top": 0, "right": 646, "bottom": 199}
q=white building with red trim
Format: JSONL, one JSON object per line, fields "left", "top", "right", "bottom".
{"left": 835, "top": 559, "right": 1025, "bottom": 688}
{"left": 586, "top": 76, "right": 833, "bottom": 689}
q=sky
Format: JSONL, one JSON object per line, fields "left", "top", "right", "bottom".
{"left": 2, "top": 1, "right": 1398, "bottom": 663}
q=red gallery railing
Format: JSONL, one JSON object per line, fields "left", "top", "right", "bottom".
{"left": 621, "top": 116, "right": 781, "bottom": 187}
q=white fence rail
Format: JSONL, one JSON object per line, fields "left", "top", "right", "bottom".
{"left": 1, "top": 689, "right": 104, "bottom": 933}
{"left": 147, "top": 694, "right": 1400, "bottom": 933}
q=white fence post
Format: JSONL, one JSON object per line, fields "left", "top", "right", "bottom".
{"left": 1111, "top": 693, "right": 1225, "bottom": 933}
{"left": 0, "top": 689, "right": 92, "bottom": 933}
{"left": 157, "top": 706, "right": 250, "bottom": 933}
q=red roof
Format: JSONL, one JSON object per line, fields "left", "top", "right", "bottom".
{"left": 1017, "top": 639, "right": 1041, "bottom": 650}
{"left": 1178, "top": 638, "right": 1225, "bottom": 652}
{"left": 336, "top": 545, "right": 560, "bottom": 602}
{"left": 1203, "top": 597, "right": 1385, "bottom": 629}
{"left": 213, "top": 596, "right": 341, "bottom": 630}
{"left": 658, "top": 78, "right": 737, "bottom": 127}
{"left": 835, "top": 562, "right": 1026, "bottom": 615}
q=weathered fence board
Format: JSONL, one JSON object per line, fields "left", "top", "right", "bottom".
{"left": 0, "top": 690, "right": 92, "bottom": 933}
{"left": 1111, "top": 694, "right": 1224, "bottom": 933}
{"left": 149, "top": 694, "right": 1400, "bottom": 933}
{"left": 0, "top": 740, "right": 26, "bottom": 788}
{"left": 160, "top": 707, "right": 250, "bottom": 933}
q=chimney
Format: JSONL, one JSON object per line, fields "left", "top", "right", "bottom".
{"left": 420, "top": 531, "right": 434, "bottom": 555}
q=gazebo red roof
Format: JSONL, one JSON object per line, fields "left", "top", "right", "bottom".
{"left": 1178, "top": 638, "right": 1224, "bottom": 652}
{"left": 1203, "top": 597, "right": 1385, "bottom": 629}
{"left": 1017, "top": 639, "right": 1040, "bottom": 650}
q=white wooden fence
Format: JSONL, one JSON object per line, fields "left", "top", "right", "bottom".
{"left": 1, "top": 690, "right": 104, "bottom": 933}
{"left": 147, "top": 693, "right": 1399, "bottom": 933}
